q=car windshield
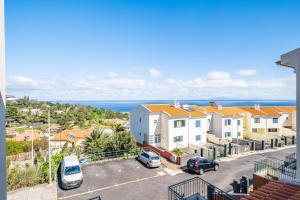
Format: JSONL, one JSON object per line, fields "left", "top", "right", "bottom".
{"left": 64, "top": 165, "right": 81, "bottom": 175}
{"left": 151, "top": 156, "right": 159, "bottom": 160}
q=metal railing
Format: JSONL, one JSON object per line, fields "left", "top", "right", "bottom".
{"left": 285, "top": 153, "right": 296, "bottom": 164}
{"left": 254, "top": 157, "right": 296, "bottom": 181}
{"left": 169, "top": 177, "right": 237, "bottom": 200}
{"left": 89, "top": 148, "right": 143, "bottom": 161}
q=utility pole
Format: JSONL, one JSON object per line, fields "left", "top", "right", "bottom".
{"left": 48, "top": 108, "right": 52, "bottom": 184}
{"left": 30, "top": 125, "right": 34, "bottom": 165}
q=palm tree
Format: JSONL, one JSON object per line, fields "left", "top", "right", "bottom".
{"left": 83, "top": 129, "right": 111, "bottom": 161}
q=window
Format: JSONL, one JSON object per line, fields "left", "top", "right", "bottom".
{"left": 224, "top": 119, "right": 231, "bottom": 126}
{"left": 195, "top": 120, "right": 201, "bottom": 128}
{"left": 272, "top": 118, "right": 278, "bottom": 124}
{"left": 268, "top": 128, "right": 278, "bottom": 133}
{"left": 174, "top": 136, "right": 183, "bottom": 143}
{"left": 148, "top": 135, "right": 154, "bottom": 144}
{"left": 139, "top": 132, "right": 141, "bottom": 136}
{"left": 286, "top": 116, "right": 289, "bottom": 120}
{"left": 174, "top": 120, "right": 186, "bottom": 128}
{"left": 64, "top": 166, "right": 81, "bottom": 175}
{"left": 139, "top": 117, "right": 142, "bottom": 123}
{"left": 195, "top": 135, "right": 201, "bottom": 141}
{"left": 254, "top": 118, "right": 260, "bottom": 123}
{"left": 154, "top": 134, "right": 161, "bottom": 143}
{"left": 237, "top": 120, "right": 241, "bottom": 126}
{"left": 252, "top": 128, "right": 258, "bottom": 133}
{"left": 237, "top": 132, "right": 241, "bottom": 137}
{"left": 154, "top": 119, "right": 157, "bottom": 124}
{"left": 224, "top": 132, "right": 231, "bottom": 137}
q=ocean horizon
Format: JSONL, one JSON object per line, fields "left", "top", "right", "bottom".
{"left": 54, "top": 100, "right": 296, "bottom": 112}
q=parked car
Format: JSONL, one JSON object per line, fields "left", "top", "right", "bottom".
{"left": 60, "top": 155, "right": 83, "bottom": 189}
{"left": 137, "top": 151, "right": 161, "bottom": 168}
{"left": 79, "top": 158, "right": 91, "bottom": 164}
{"left": 187, "top": 157, "right": 219, "bottom": 175}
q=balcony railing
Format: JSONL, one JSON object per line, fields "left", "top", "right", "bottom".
{"left": 168, "top": 177, "right": 237, "bottom": 200}
{"left": 254, "top": 157, "right": 296, "bottom": 181}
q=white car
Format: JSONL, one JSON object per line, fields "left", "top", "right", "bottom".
{"left": 138, "top": 151, "right": 161, "bottom": 168}
{"left": 60, "top": 155, "right": 83, "bottom": 189}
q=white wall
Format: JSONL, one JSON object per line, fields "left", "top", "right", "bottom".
{"left": 130, "top": 106, "right": 150, "bottom": 144}
{"left": 167, "top": 117, "right": 189, "bottom": 151}
{"left": 188, "top": 117, "right": 207, "bottom": 145}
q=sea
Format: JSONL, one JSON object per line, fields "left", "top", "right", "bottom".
{"left": 54, "top": 100, "right": 296, "bottom": 113}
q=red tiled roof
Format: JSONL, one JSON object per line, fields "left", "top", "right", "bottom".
{"left": 241, "top": 181, "right": 300, "bottom": 200}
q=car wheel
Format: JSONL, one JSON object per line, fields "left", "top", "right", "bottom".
{"left": 199, "top": 168, "right": 204, "bottom": 175}
{"left": 214, "top": 165, "right": 219, "bottom": 171}
{"left": 147, "top": 163, "right": 150, "bottom": 168}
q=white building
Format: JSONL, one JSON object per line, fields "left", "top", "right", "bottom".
{"left": 240, "top": 105, "right": 296, "bottom": 136}
{"left": 130, "top": 104, "right": 208, "bottom": 151}
{"left": 204, "top": 106, "right": 244, "bottom": 139}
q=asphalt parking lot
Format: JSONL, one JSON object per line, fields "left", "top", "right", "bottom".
{"left": 58, "top": 147, "right": 295, "bottom": 200}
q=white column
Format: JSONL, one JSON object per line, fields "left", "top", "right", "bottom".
{"left": 296, "top": 56, "right": 300, "bottom": 180}
{"left": 0, "top": 0, "right": 6, "bottom": 199}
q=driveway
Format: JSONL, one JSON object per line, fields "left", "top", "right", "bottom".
{"left": 58, "top": 147, "right": 295, "bottom": 200}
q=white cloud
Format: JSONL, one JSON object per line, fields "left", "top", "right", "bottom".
{"left": 149, "top": 68, "right": 162, "bottom": 78}
{"left": 207, "top": 71, "right": 230, "bottom": 79}
{"left": 6, "top": 74, "right": 296, "bottom": 100}
{"left": 238, "top": 69, "right": 257, "bottom": 76}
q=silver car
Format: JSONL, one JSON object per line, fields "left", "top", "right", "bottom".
{"left": 138, "top": 151, "right": 161, "bottom": 168}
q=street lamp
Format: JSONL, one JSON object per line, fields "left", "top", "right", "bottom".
{"left": 29, "top": 125, "right": 34, "bottom": 166}
{"left": 47, "top": 106, "right": 51, "bottom": 184}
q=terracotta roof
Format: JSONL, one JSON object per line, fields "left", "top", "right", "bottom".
{"left": 52, "top": 129, "right": 92, "bottom": 143}
{"left": 241, "top": 181, "right": 300, "bottom": 200}
{"left": 274, "top": 106, "right": 296, "bottom": 113}
{"left": 143, "top": 104, "right": 206, "bottom": 117}
{"left": 239, "top": 106, "right": 282, "bottom": 117}
{"left": 7, "top": 129, "right": 41, "bottom": 141}
{"left": 201, "top": 106, "right": 244, "bottom": 118}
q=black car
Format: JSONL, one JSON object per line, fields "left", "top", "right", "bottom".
{"left": 187, "top": 157, "right": 219, "bottom": 175}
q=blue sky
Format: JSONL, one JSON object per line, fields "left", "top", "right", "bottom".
{"left": 5, "top": 0, "right": 299, "bottom": 100}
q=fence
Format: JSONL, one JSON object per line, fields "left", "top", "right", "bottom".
{"left": 89, "top": 148, "right": 143, "bottom": 161}
{"left": 169, "top": 177, "right": 237, "bottom": 200}
{"left": 8, "top": 152, "right": 32, "bottom": 161}
{"left": 254, "top": 157, "right": 296, "bottom": 181}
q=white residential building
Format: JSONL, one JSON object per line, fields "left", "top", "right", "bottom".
{"left": 130, "top": 104, "right": 208, "bottom": 151}
{"left": 239, "top": 105, "right": 296, "bottom": 136}
{"left": 201, "top": 105, "right": 244, "bottom": 140}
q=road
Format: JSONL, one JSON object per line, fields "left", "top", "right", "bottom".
{"left": 58, "top": 147, "right": 295, "bottom": 200}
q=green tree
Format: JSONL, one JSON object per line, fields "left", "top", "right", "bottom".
{"left": 83, "top": 129, "right": 111, "bottom": 161}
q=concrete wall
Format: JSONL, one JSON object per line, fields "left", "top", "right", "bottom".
{"left": 212, "top": 113, "right": 222, "bottom": 138}
{"left": 160, "top": 112, "right": 169, "bottom": 150}
{"left": 0, "top": 0, "right": 6, "bottom": 199}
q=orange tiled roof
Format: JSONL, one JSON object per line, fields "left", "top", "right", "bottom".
{"left": 52, "top": 129, "right": 92, "bottom": 143}
{"left": 7, "top": 129, "right": 41, "bottom": 141}
{"left": 274, "top": 106, "right": 296, "bottom": 113}
{"left": 241, "top": 181, "right": 300, "bottom": 200}
{"left": 143, "top": 104, "right": 206, "bottom": 117}
{"left": 239, "top": 106, "right": 282, "bottom": 116}
{"left": 201, "top": 106, "right": 244, "bottom": 118}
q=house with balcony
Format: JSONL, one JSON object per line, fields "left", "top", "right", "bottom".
{"left": 130, "top": 103, "right": 208, "bottom": 151}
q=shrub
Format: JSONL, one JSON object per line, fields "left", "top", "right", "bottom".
{"left": 172, "top": 148, "right": 184, "bottom": 157}
{"left": 243, "top": 133, "right": 250, "bottom": 140}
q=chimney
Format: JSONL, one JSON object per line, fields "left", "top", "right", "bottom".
{"left": 254, "top": 104, "right": 260, "bottom": 110}
{"left": 174, "top": 100, "right": 180, "bottom": 108}
{"left": 217, "top": 105, "right": 222, "bottom": 110}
